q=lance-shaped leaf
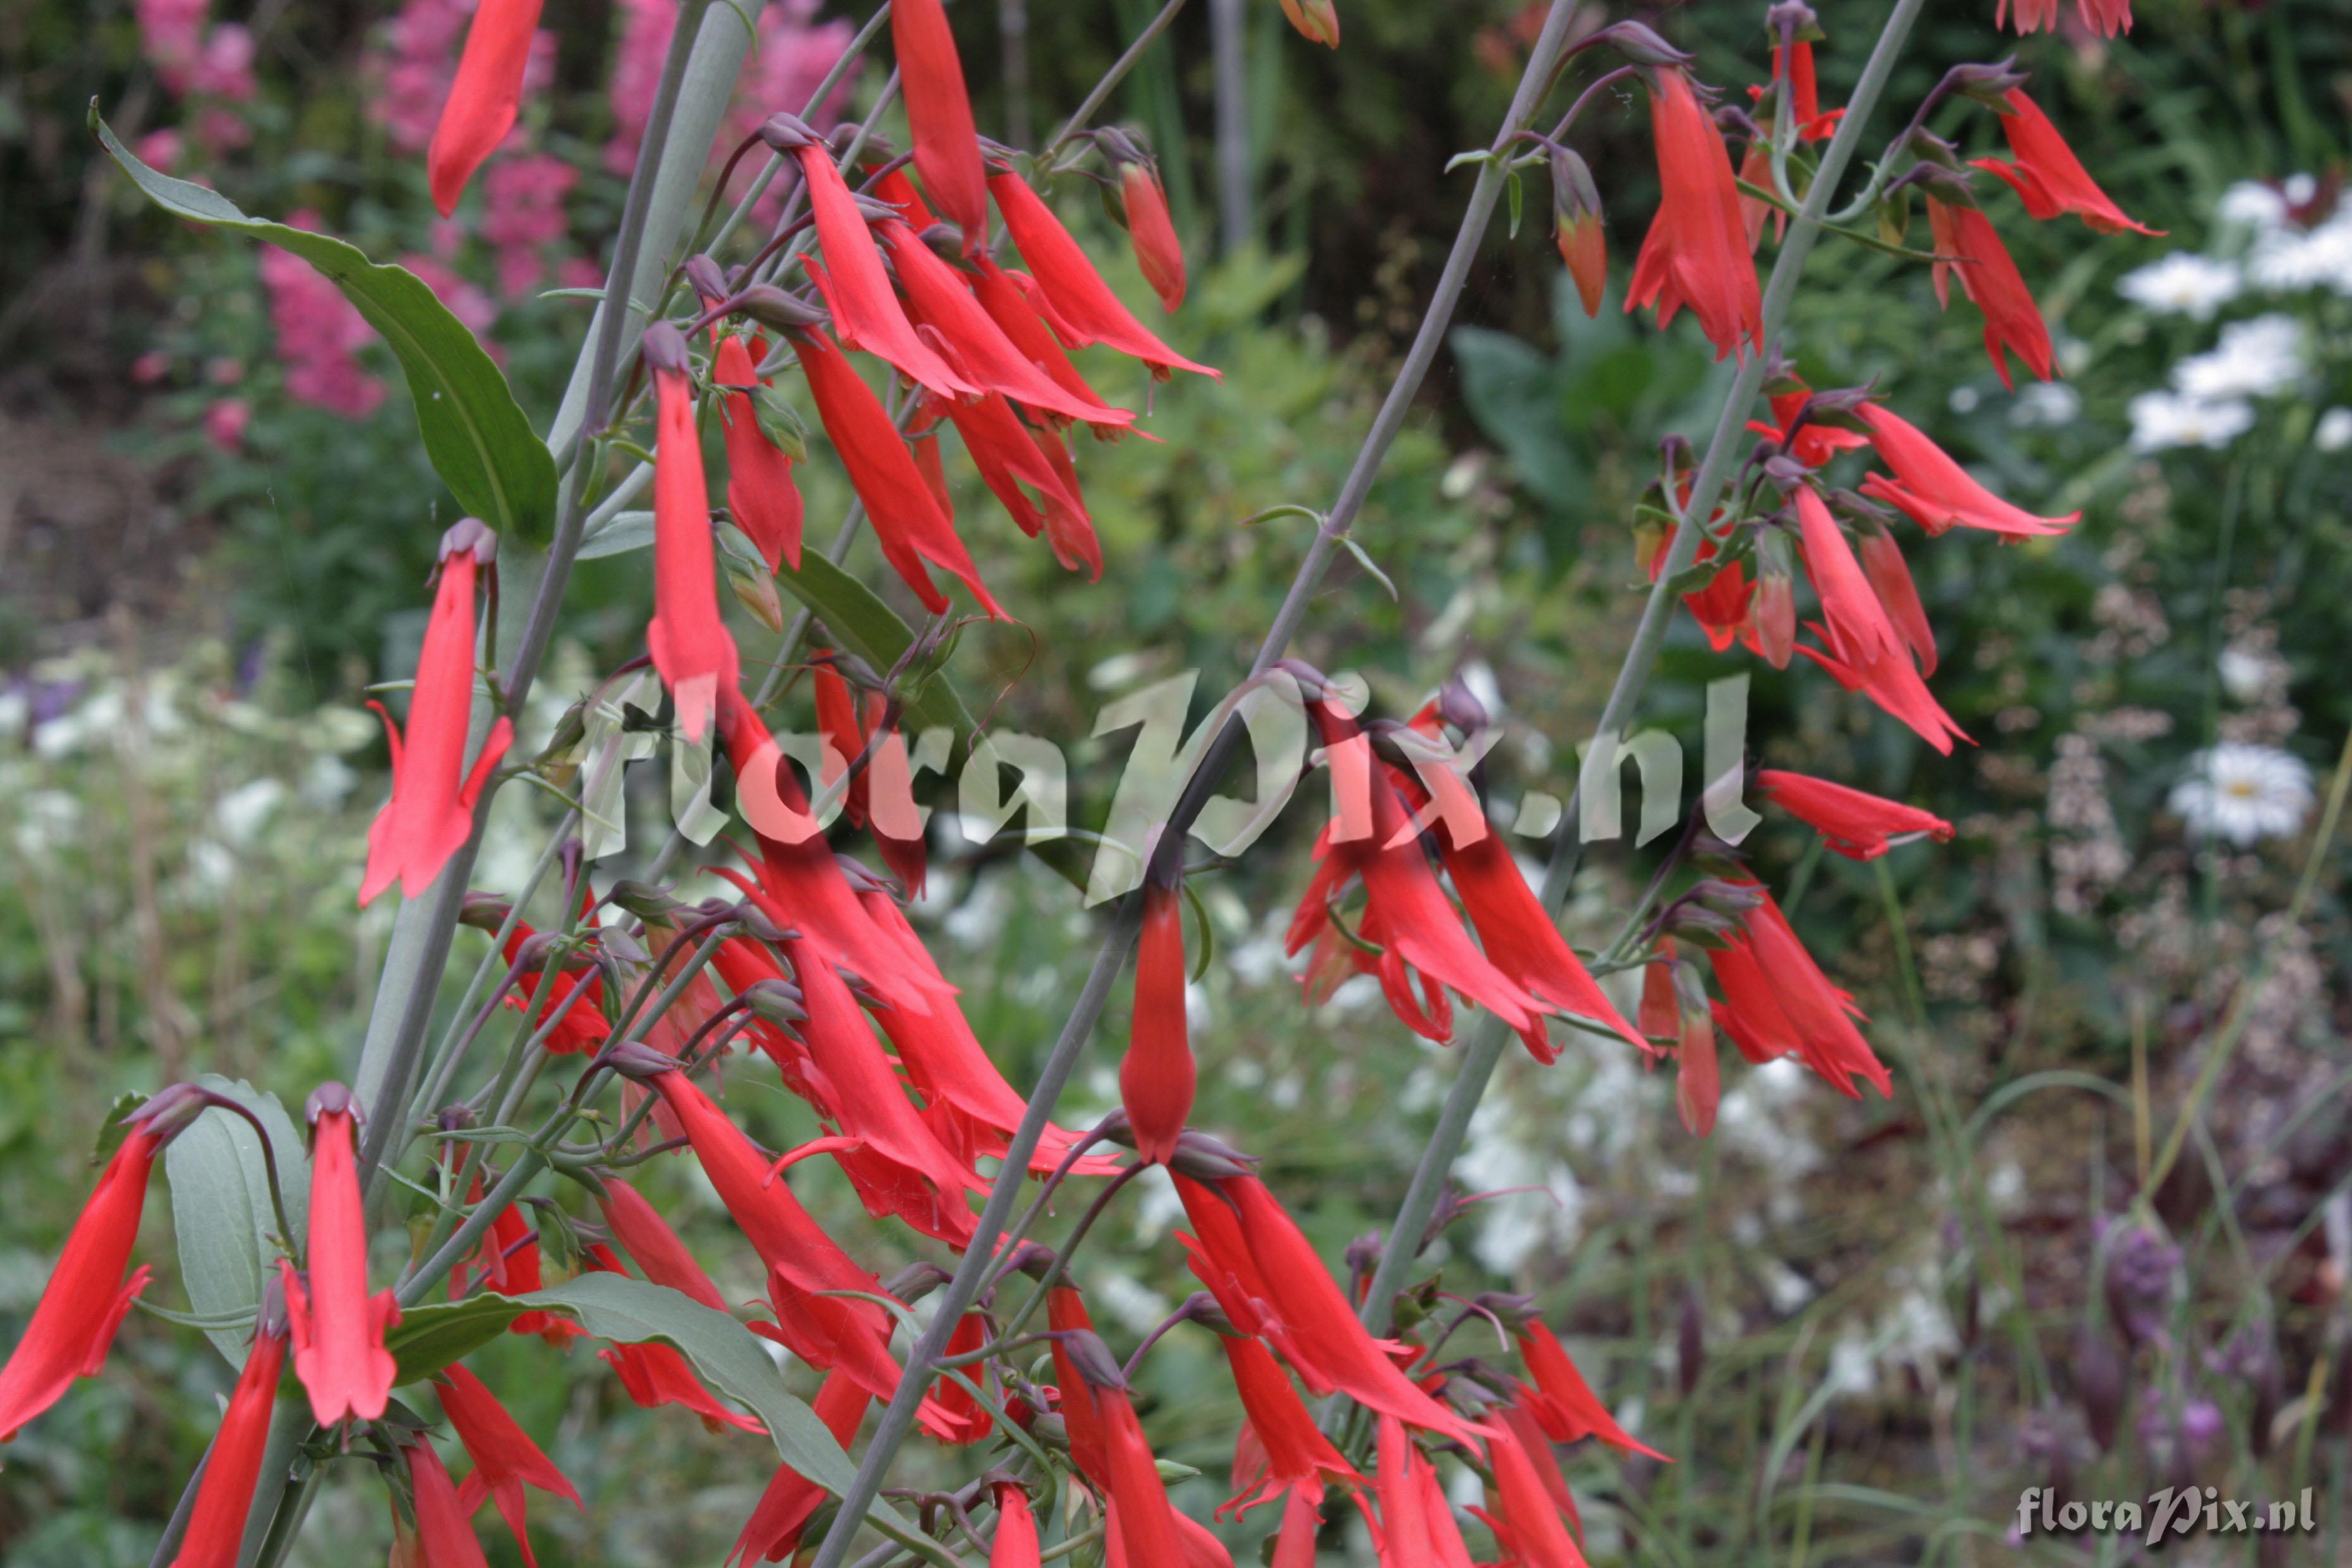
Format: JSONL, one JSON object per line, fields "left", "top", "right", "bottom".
{"left": 92, "top": 106, "right": 558, "bottom": 544}
{"left": 164, "top": 1075, "right": 310, "bottom": 1368}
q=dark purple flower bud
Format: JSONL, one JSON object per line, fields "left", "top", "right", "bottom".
{"left": 884, "top": 1261, "right": 954, "bottom": 1304}
{"left": 1055, "top": 1328, "right": 1128, "bottom": 1391}
{"left": 732, "top": 283, "right": 829, "bottom": 333}
{"left": 2103, "top": 1223, "right": 2180, "bottom": 1347}
{"left": 2073, "top": 1324, "right": 2125, "bottom": 1452}
{"left": 683, "top": 254, "right": 729, "bottom": 304}
{"left": 640, "top": 321, "right": 692, "bottom": 376}
{"left": 458, "top": 891, "right": 515, "bottom": 931}
{"left": 1949, "top": 58, "right": 2030, "bottom": 107}
{"left": 757, "top": 112, "right": 819, "bottom": 151}
{"left": 1581, "top": 20, "right": 1692, "bottom": 68}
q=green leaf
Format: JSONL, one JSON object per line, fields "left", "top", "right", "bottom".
{"left": 577, "top": 509, "right": 656, "bottom": 561}
{"left": 164, "top": 1075, "right": 310, "bottom": 1368}
{"left": 391, "top": 1275, "right": 921, "bottom": 1536}
{"left": 92, "top": 106, "right": 558, "bottom": 544}
{"left": 771, "top": 553, "right": 1090, "bottom": 889}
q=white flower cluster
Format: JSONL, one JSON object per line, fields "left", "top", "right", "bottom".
{"left": 2117, "top": 175, "right": 2349, "bottom": 454}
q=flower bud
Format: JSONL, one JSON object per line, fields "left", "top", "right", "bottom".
{"left": 303, "top": 1081, "right": 357, "bottom": 1125}
{"left": 597, "top": 1040, "right": 680, "bottom": 1081}
{"left": 640, "top": 321, "right": 692, "bottom": 376}
{"left": 606, "top": 879, "right": 687, "bottom": 919}
{"left": 730, "top": 283, "right": 828, "bottom": 334}
{"left": 742, "top": 978, "right": 807, "bottom": 1026}
{"left": 1949, "top": 58, "right": 2030, "bottom": 109}
{"left": 883, "top": 1261, "right": 953, "bottom": 1304}
{"left": 1277, "top": 0, "right": 1339, "bottom": 48}
{"left": 1550, "top": 147, "right": 1607, "bottom": 319}
{"left": 1750, "top": 529, "right": 1796, "bottom": 670}
{"left": 1165, "top": 1129, "right": 1260, "bottom": 1182}
{"left": 682, "top": 254, "right": 729, "bottom": 305}
{"left": 757, "top": 113, "right": 819, "bottom": 152}
{"left": 1054, "top": 1328, "right": 1128, "bottom": 1391}
{"left": 1765, "top": 1, "right": 1822, "bottom": 40}
{"left": 1003, "top": 1242, "right": 1058, "bottom": 1282}
{"left": 458, "top": 891, "right": 513, "bottom": 931}
{"left": 734, "top": 903, "right": 799, "bottom": 946}
{"left": 1581, "top": 20, "right": 1691, "bottom": 68}
{"left": 438, "top": 516, "right": 498, "bottom": 567}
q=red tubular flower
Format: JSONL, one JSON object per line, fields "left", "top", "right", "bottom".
{"left": 1794, "top": 487, "right": 1904, "bottom": 671}
{"left": 1122, "top": 876, "right": 1194, "bottom": 1166}
{"left": 730, "top": 1373, "right": 869, "bottom": 1565}
{"left": 0, "top": 1092, "right": 197, "bottom": 1440}
{"left": 1046, "top": 1287, "right": 1112, "bottom": 1481}
{"left": 934, "top": 390, "right": 1093, "bottom": 556}
{"left": 967, "top": 256, "right": 1134, "bottom": 438}
{"left": 585, "top": 1243, "right": 759, "bottom": 1433}
{"left": 1271, "top": 1491, "right": 1323, "bottom": 1568}
{"left": 1710, "top": 881, "right": 1891, "bottom": 1097}
{"left": 714, "top": 334, "right": 804, "bottom": 572}
{"left": 285, "top": 1088, "right": 398, "bottom": 1425}
{"left": 1118, "top": 161, "right": 1186, "bottom": 312}
{"left": 890, "top": 0, "right": 989, "bottom": 253}
{"left": 1093, "top": 1374, "right": 1186, "bottom": 1568}
{"left": 1925, "top": 197, "right": 2054, "bottom": 388}
{"left": 1750, "top": 386, "right": 1871, "bottom": 469}
{"left": 426, "top": 0, "right": 544, "bottom": 216}
{"left": 492, "top": 917, "right": 607, "bottom": 1055}
{"left": 362, "top": 520, "right": 511, "bottom": 905}
{"left": 1756, "top": 769, "right": 1956, "bottom": 860}
{"left": 2000, "top": 0, "right": 2132, "bottom": 39}
{"left": 1675, "top": 1007, "right": 1721, "bottom": 1139}
{"left": 795, "top": 325, "right": 1004, "bottom": 617}
{"left": 401, "top": 1436, "right": 491, "bottom": 1568}
{"left": 1856, "top": 401, "right": 2079, "bottom": 538}
{"left": 1779, "top": 41, "right": 1838, "bottom": 141}
{"left": 171, "top": 1308, "right": 289, "bottom": 1568}
{"left": 1175, "top": 1174, "right": 1483, "bottom": 1447}
{"left": 596, "top": 1177, "right": 729, "bottom": 1313}
{"left": 1517, "top": 1321, "right": 1667, "bottom": 1459}
{"left": 810, "top": 653, "right": 929, "bottom": 894}
{"left": 1496, "top": 1392, "right": 1583, "bottom": 1539}
{"left": 1373, "top": 1418, "right": 1473, "bottom": 1568}
{"left": 1856, "top": 526, "right": 1936, "bottom": 675}
{"left": 986, "top": 172, "right": 1220, "bottom": 380}
{"left": 1973, "top": 89, "right": 2160, "bottom": 236}
{"left": 441, "top": 1364, "right": 581, "bottom": 1567}
{"left": 1627, "top": 68, "right": 1764, "bottom": 360}
{"left": 1644, "top": 527, "right": 1752, "bottom": 652}
{"left": 931, "top": 1312, "right": 993, "bottom": 1443}
{"left": 1483, "top": 1414, "right": 1588, "bottom": 1568}
{"left": 884, "top": 223, "right": 1133, "bottom": 427}
{"left": 792, "top": 145, "right": 978, "bottom": 400}
{"left": 644, "top": 326, "right": 742, "bottom": 744}
{"left": 1794, "top": 628, "right": 1971, "bottom": 756}
{"left": 1216, "top": 1333, "right": 1368, "bottom": 1517}
{"left": 989, "top": 1481, "right": 1042, "bottom": 1568}
{"left": 1279, "top": 0, "right": 1340, "bottom": 47}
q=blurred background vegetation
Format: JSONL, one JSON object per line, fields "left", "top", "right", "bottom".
{"left": 4, "top": 0, "right": 2352, "bottom": 1562}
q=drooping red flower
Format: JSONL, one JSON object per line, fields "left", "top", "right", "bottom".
{"left": 1709, "top": 879, "right": 1892, "bottom": 1097}
{"left": 1791, "top": 488, "right": 1968, "bottom": 753}
{"left": 809, "top": 654, "right": 929, "bottom": 895}
{"left": 171, "top": 1306, "right": 289, "bottom": 1568}
{"left": 989, "top": 1481, "right": 1043, "bottom": 1568}
{"left": 1122, "top": 876, "right": 1194, "bottom": 1166}
{"left": 1756, "top": 769, "right": 1956, "bottom": 860}
{"left": 1481, "top": 1413, "right": 1589, "bottom": 1568}
{"left": 1925, "top": 196, "right": 2055, "bottom": 388}
{"left": 729, "top": 1372, "right": 869, "bottom": 1565}
{"left": 1973, "top": 89, "right": 2160, "bottom": 236}
{"left": 1516, "top": 1321, "right": 1668, "bottom": 1459}
{"left": 1495, "top": 1389, "right": 1584, "bottom": 1540}
{"left": 1856, "top": 401, "right": 2079, "bottom": 538}
{"left": 642, "top": 324, "right": 742, "bottom": 744}
{"left": 1118, "top": 161, "right": 1186, "bottom": 312}
{"left": 582, "top": 1243, "right": 760, "bottom": 1433}
{"left": 1999, "top": 0, "right": 2131, "bottom": 39}
{"left": 1216, "top": 1332, "right": 1368, "bottom": 1517}
{"left": 883, "top": 222, "right": 1132, "bottom": 427}
{"left": 1046, "top": 1287, "right": 1113, "bottom": 1481}
{"left": 490, "top": 913, "right": 608, "bottom": 1055}
{"left": 285, "top": 1087, "right": 399, "bottom": 1425}
{"left": 597, "top": 1177, "right": 726, "bottom": 1311}
{"left": 1749, "top": 386, "right": 1871, "bottom": 469}
{"left": 966, "top": 255, "right": 1134, "bottom": 438}
{"left": 986, "top": 171, "right": 1219, "bottom": 380}
{"left": 1175, "top": 1173, "right": 1483, "bottom": 1447}
{"left": 1627, "top": 68, "right": 1764, "bottom": 360}
{"left": 1644, "top": 526, "right": 1753, "bottom": 653}
{"left": 1065, "top": 1338, "right": 1184, "bottom": 1568}
{"left": 1283, "top": 692, "right": 1545, "bottom": 1044}
{"left": 787, "top": 141, "right": 976, "bottom": 400}
{"left": 1371, "top": 1417, "right": 1474, "bottom": 1568}
{"left": 929, "top": 1312, "right": 993, "bottom": 1443}
{"left": 441, "top": 1364, "right": 582, "bottom": 1567}
{"left": 426, "top": 0, "right": 545, "bottom": 216}
{"left": 0, "top": 1092, "right": 198, "bottom": 1440}
{"left": 400, "top": 1435, "right": 491, "bottom": 1568}
{"left": 714, "top": 333, "right": 805, "bottom": 572}
{"left": 795, "top": 325, "right": 1004, "bottom": 617}
{"left": 1271, "top": 1491, "right": 1323, "bottom": 1568}
{"left": 1855, "top": 525, "right": 1936, "bottom": 675}
{"left": 1778, "top": 41, "right": 1839, "bottom": 142}
{"left": 361, "top": 520, "right": 511, "bottom": 905}
{"left": 889, "top": 0, "right": 989, "bottom": 253}
{"left": 1793, "top": 625, "right": 1971, "bottom": 756}
{"left": 1279, "top": 0, "right": 1340, "bottom": 47}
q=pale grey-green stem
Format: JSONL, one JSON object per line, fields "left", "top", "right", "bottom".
{"left": 1347, "top": 0, "right": 1933, "bottom": 1347}
{"left": 799, "top": 4, "right": 1591, "bottom": 1564}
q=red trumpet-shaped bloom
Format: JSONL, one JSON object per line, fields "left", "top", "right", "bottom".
{"left": 1217, "top": 1332, "right": 1368, "bottom": 1517}
{"left": 1627, "top": 68, "right": 1764, "bottom": 360}
{"left": 1119, "top": 162, "right": 1186, "bottom": 312}
{"left": 1756, "top": 769, "right": 1956, "bottom": 861}
{"left": 1857, "top": 402, "right": 2079, "bottom": 538}
{"left": 811, "top": 654, "right": 929, "bottom": 895}
{"left": 442, "top": 1364, "right": 581, "bottom": 1568}
{"left": 987, "top": 171, "right": 1219, "bottom": 380}
{"left": 884, "top": 221, "right": 1132, "bottom": 427}
{"left": 645, "top": 330, "right": 742, "bottom": 744}
{"left": 0, "top": 1096, "right": 189, "bottom": 1440}
{"left": 399, "top": 1436, "right": 490, "bottom": 1568}
{"left": 935, "top": 391, "right": 1103, "bottom": 579}
{"left": 1175, "top": 1173, "right": 1483, "bottom": 1447}
{"left": 583, "top": 1244, "right": 760, "bottom": 1434}
{"left": 1099, "top": 1380, "right": 1188, "bottom": 1568}
{"left": 794, "top": 145, "right": 977, "bottom": 400}
{"left": 714, "top": 334, "right": 805, "bottom": 572}
{"left": 931, "top": 1312, "right": 993, "bottom": 1443}
{"left": 730, "top": 1371, "right": 873, "bottom": 1564}
{"left": 990, "top": 1481, "right": 1042, "bottom": 1568}
{"left": 1792, "top": 488, "right": 1968, "bottom": 754}
{"left": 451, "top": 1172, "right": 575, "bottom": 1346}
{"left": 967, "top": 255, "right": 1134, "bottom": 438}
{"left": 494, "top": 914, "right": 607, "bottom": 1055}
{"left": 1122, "top": 876, "right": 1194, "bottom": 1166}
{"left": 426, "top": 0, "right": 544, "bottom": 216}
{"left": 362, "top": 521, "right": 511, "bottom": 905}
{"left": 1974, "top": 89, "right": 2160, "bottom": 236}
{"left": 1373, "top": 1418, "right": 1474, "bottom": 1568}
{"left": 1495, "top": 1391, "right": 1584, "bottom": 1538}
{"left": 1925, "top": 197, "right": 2055, "bottom": 389}
{"left": 1856, "top": 526, "right": 1936, "bottom": 675}
{"left": 598, "top": 1177, "right": 728, "bottom": 1311}
{"left": 1279, "top": 0, "right": 1340, "bottom": 47}
{"left": 1046, "top": 1287, "right": 1113, "bottom": 1481}
{"left": 1284, "top": 695, "right": 1544, "bottom": 1044}
{"left": 2000, "top": 0, "right": 2132, "bottom": 39}
{"left": 171, "top": 1308, "right": 289, "bottom": 1568}
{"left": 890, "top": 0, "right": 989, "bottom": 254}
{"left": 796, "top": 325, "right": 1005, "bottom": 617}
{"left": 1706, "top": 882, "right": 1891, "bottom": 1097}
{"left": 285, "top": 1091, "right": 398, "bottom": 1425}
{"left": 1517, "top": 1321, "right": 1667, "bottom": 1459}
{"left": 1481, "top": 1414, "right": 1589, "bottom": 1568}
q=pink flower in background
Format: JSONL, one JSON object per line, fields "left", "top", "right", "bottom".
{"left": 261, "top": 215, "right": 386, "bottom": 418}
{"left": 133, "top": 130, "right": 183, "bottom": 171}
{"left": 205, "top": 398, "right": 250, "bottom": 453}
{"left": 370, "top": 0, "right": 552, "bottom": 161}
{"left": 602, "top": 0, "right": 675, "bottom": 175}
{"left": 556, "top": 257, "right": 603, "bottom": 291}
{"left": 137, "top": 0, "right": 209, "bottom": 92}
{"left": 206, "top": 357, "right": 245, "bottom": 384}
{"left": 131, "top": 350, "right": 173, "bottom": 384}
{"left": 479, "top": 153, "right": 575, "bottom": 295}
{"left": 604, "top": 0, "right": 854, "bottom": 183}
{"left": 194, "top": 106, "right": 250, "bottom": 156}
{"left": 189, "top": 23, "right": 257, "bottom": 102}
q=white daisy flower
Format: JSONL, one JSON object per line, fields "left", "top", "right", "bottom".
{"left": 2172, "top": 314, "right": 2305, "bottom": 400}
{"left": 2117, "top": 254, "right": 2241, "bottom": 321}
{"left": 2128, "top": 390, "right": 2256, "bottom": 452}
{"left": 2168, "top": 743, "right": 2315, "bottom": 845}
{"left": 2217, "top": 181, "right": 2291, "bottom": 232}
{"left": 2246, "top": 212, "right": 2352, "bottom": 296}
{"left": 2315, "top": 407, "right": 2352, "bottom": 452}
